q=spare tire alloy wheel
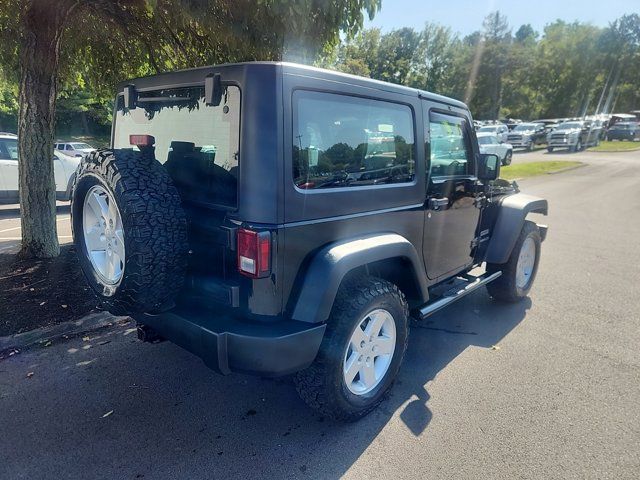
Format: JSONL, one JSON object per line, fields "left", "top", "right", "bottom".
{"left": 72, "top": 149, "right": 188, "bottom": 315}
{"left": 82, "top": 185, "right": 125, "bottom": 285}
{"left": 343, "top": 309, "right": 396, "bottom": 395}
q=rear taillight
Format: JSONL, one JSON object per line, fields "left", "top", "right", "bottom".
{"left": 129, "top": 134, "right": 155, "bottom": 147}
{"left": 237, "top": 228, "right": 271, "bottom": 278}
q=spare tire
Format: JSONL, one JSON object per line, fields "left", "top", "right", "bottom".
{"left": 71, "top": 149, "right": 188, "bottom": 315}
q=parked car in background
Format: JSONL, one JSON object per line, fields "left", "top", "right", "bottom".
{"left": 0, "top": 134, "right": 80, "bottom": 204}
{"left": 547, "top": 120, "right": 600, "bottom": 152}
{"left": 477, "top": 124, "right": 509, "bottom": 143}
{"left": 609, "top": 113, "right": 636, "bottom": 127}
{"left": 477, "top": 133, "right": 513, "bottom": 165}
{"left": 606, "top": 122, "right": 640, "bottom": 141}
{"left": 54, "top": 141, "right": 96, "bottom": 158}
{"left": 506, "top": 123, "right": 548, "bottom": 150}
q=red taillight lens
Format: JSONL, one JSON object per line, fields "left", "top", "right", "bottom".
{"left": 237, "top": 228, "right": 271, "bottom": 278}
{"left": 129, "top": 134, "right": 155, "bottom": 147}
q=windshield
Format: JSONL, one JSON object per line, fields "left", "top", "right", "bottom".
{"left": 71, "top": 143, "right": 92, "bottom": 149}
{"left": 477, "top": 136, "right": 495, "bottom": 145}
{"left": 557, "top": 122, "right": 582, "bottom": 129}
{"left": 514, "top": 124, "right": 538, "bottom": 131}
{"left": 0, "top": 138, "right": 18, "bottom": 160}
{"left": 613, "top": 123, "right": 633, "bottom": 129}
{"left": 113, "top": 85, "right": 241, "bottom": 208}
{"left": 478, "top": 126, "right": 497, "bottom": 133}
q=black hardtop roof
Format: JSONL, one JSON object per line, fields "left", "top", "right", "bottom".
{"left": 117, "top": 61, "right": 468, "bottom": 110}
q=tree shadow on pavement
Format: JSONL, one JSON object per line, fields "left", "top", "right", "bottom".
{"left": 0, "top": 290, "right": 530, "bottom": 479}
{"left": 0, "top": 202, "right": 70, "bottom": 219}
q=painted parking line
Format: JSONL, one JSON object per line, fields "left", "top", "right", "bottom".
{"left": 0, "top": 235, "right": 74, "bottom": 241}
{"left": 0, "top": 216, "right": 70, "bottom": 234}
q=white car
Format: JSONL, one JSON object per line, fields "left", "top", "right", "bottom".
{"left": 477, "top": 132, "right": 513, "bottom": 166}
{"left": 0, "top": 134, "right": 81, "bottom": 204}
{"left": 54, "top": 141, "right": 96, "bottom": 158}
{"left": 477, "top": 124, "right": 509, "bottom": 143}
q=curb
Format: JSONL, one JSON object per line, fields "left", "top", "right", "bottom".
{"left": 0, "top": 311, "right": 129, "bottom": 354}
{"left": 585, "top": 148, "right": 640, "bottom": 153}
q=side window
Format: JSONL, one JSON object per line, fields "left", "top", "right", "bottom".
{"left": 293, "top": 90, "right": 415, "bottom": 189}
{"left": 0, "top": 139, "right": 18, "bottom": 160}
{"left": 428, "top": 112, "right": 473, "bottom": 177}
{"left": 65, "top": 144, "right": 73, "bottom": 151}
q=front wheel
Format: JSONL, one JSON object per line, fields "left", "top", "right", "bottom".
{"left": 487, "top": 221, "right": 541, "bottom": 303}
{"left": 294, "top": 277, "right": 409, "bottom": 421}
{"left": 547, "top": 147, "right": 554, "bottom": 153}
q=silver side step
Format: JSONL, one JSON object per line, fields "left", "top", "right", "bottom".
{"left": 418, "top": 271, "right": 502, "bottom": 319}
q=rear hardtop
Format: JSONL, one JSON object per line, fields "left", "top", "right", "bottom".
{"left": 113, "top": 61, "right": 469, "bottom": 227}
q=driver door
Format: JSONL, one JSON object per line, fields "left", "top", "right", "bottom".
{"left": 422, "top": 106, "right": 481, "bottom": 280}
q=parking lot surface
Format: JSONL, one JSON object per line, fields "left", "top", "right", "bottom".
{"left": 1, "top": 150, "right": 639, "bottom": 479}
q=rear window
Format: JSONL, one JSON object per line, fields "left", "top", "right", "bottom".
{"left": 293, "top": 91, "right": 415, "bottom": 190}
{"left": 113, "top": 85, "right": 241, "bottom": 208}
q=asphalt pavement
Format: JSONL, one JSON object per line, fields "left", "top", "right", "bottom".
{"left": 0, "top": 201, "right": 72, "bottom": 254}
{"left": 1, "top": 149, "right": 639, "bottom": 479}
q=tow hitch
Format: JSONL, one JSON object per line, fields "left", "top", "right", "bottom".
{"left": 136, "top": 324, "right": 165, "bottom": 343}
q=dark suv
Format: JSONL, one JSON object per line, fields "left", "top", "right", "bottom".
{"left": 71, "top": 62, "right": 547, "bottom": 421}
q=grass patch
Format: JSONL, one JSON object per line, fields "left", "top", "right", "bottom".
{"left": 500, "top": 161, "right": 582, "bottom": 180}
{"left": 588, "top": 140, "right": 640, "bottom": 152}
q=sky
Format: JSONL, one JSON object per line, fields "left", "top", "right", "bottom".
{"left": 364, "top": 0, "right": 638, "bottom": 36}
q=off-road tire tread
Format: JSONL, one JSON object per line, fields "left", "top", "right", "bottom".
{"left": 294, "top": 277, "right": 409, "bottom": 421}
{"left": 72, "top": 149, "right": 188, "bottom": 315}
{"left": 486, "top": 220, "right": 541, "bottom": 303}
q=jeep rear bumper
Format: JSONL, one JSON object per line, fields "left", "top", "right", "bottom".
{"left": 133, "top": 310, "right": 325, "bottom": 377}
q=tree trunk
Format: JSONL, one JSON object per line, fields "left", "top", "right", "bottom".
{"left": 18, "top": 0, "right": 76, "bottom": 258}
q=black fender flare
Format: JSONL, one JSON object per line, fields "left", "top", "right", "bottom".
{"left": 291, "top": 233, "right": 429, "bottom": 324}
{"left": 485, "top": 193, "right": 548, "bottom": 265}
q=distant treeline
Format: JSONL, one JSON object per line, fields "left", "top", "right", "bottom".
{"left": 320, "top": 12, "right": 640, "bottom": 120}
{"left": 1, "top": 10, "right": 638, "bottom": 135}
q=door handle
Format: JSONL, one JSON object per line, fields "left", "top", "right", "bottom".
{"left": 428, "top": 197, "right": 449, "bottom": 211}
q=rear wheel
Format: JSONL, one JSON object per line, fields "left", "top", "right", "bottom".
{"left": 72, "top": 149, "right": 188, "bottom": 315}
{"left": 294, "top": 277, "right": 409, "bottom": 421}
{"left": 547, "top": 147, "right": 554, "bottom": 153}
{"left": 487, "top": 221, "right": 541, "bottom": 303}
{"left": 502, "top": 150, "right": 512, "bottom": 166}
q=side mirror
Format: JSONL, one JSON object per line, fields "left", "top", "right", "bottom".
{"left": 478, "top": 153, "right": 500, "bottom": 181}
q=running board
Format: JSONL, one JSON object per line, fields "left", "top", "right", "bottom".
{"left": 417, "top": 271, "right": 502, "bottom": 319}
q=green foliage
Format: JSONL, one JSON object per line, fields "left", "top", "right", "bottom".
{"left": 326, "top": 12, "right": 640, "bottom": 120}
{"left": 0, "top": 0, "right": 382, "bottom": 134}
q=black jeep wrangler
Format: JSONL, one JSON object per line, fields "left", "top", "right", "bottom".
{"left": 72, "top": 62, "right": 548, "bottom": 421}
